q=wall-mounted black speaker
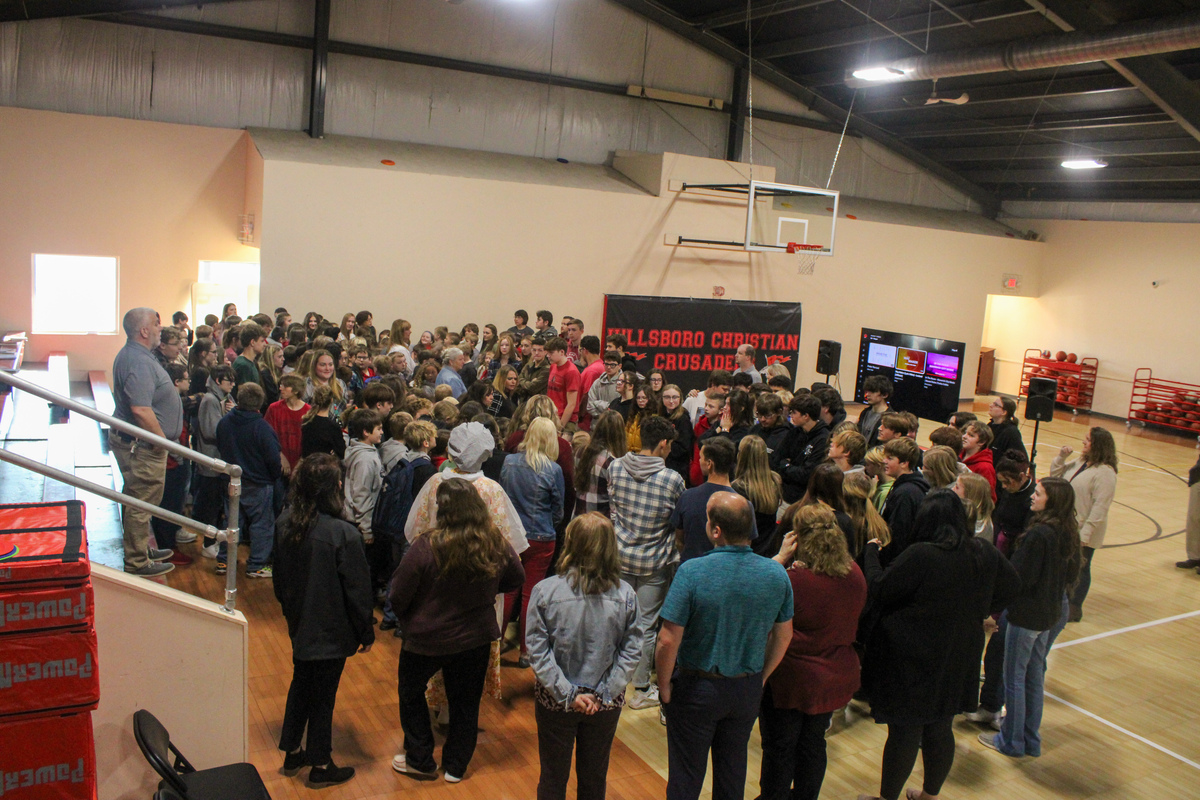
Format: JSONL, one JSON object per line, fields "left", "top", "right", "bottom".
{"left": 816, "top": 340, "right": 842, "bottom": 375}
{"left": 1025, "top": 376, "right": 1057, "bottom": 422}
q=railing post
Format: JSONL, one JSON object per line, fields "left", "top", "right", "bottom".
{"left": 223, "top": 475, "right": 242, "bottom": 613}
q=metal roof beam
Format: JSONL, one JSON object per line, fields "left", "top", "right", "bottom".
{"left": 937, "top": 136, "right": 1200, "bottom": 160}
{"left": 1028, "top": 0, "right": 1200, "bottom": 144}
{"left": 693, "top": 0, "right": 834, "bottom": 30}
{"left": 755, "top": 0, "right": 1035, "bottom": 59}
{"left": 997, "top": 185, "right": 1200, "bottom": 201}
{"left": 969, "top": 165, "right": 1200, "bottom": 182}
{"left": 0, "top": 0, "right": 254, "bottom": 23}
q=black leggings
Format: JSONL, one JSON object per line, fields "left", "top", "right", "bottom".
{"left": 880, "top": 717, "right": 956, "bottom": 800}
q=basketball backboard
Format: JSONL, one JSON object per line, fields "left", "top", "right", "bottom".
{"left": 744, "top": 181, "right": 839, "bottom": 255}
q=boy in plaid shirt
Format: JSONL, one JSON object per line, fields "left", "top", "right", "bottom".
{"left": 607, "top": 415, "right": 685, "bottom": 709}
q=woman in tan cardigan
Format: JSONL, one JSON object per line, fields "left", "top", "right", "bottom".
{"left": 1050, "top": 426, "right": 1118, "bottom": 622}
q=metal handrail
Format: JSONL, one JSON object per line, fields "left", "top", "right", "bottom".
{"left": 0, "top": 369, "right": 243, "bottom": 613}
{"left": 0, "top": 370, "right": 241, "bottom": 479}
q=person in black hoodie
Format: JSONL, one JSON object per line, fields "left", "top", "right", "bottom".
{"left": 274, "top": 454, "right": 374, "bottom": 788}
{"left": 750, "top": 392, "right": 791, "bottom": 459}
{"left": 216, "top": 382, "right": 282, "bottom": 578}
{"left": 813, "top": 386, "right": 848, "bottom": 431}
{"left": 979, "top": 477, "right": 1080, "bottom": 760}
{"left": 859, "top": 490, "right": 1019, "bottom": 800}
{"left": 879, "top": 437, "right": 930, "bottom": 567}
{"left": 986, "top": 396, "right": 1027, "bottom": 463}
{"left": 775, "top": 394, "right": 831, "bottom": 504}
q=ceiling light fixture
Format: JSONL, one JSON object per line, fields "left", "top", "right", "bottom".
{"left": 851, "top": 66, "right": 908, "bottom": 82}
{"left": 1061, "top": 159, "right": 1107, "bottom": 169}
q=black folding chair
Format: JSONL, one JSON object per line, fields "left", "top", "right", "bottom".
{"left": 133, "top": 709, "right": 271, "bottom": 799}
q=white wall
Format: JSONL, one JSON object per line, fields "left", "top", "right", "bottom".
{"left": 983, "top": 218, "right": 1200, "bottom": 417}
{"left": 258, "top": 139, "right": 1042, "bottom": 397}
{"left": 92, "top": 565, "right": 248, "bottom": 800}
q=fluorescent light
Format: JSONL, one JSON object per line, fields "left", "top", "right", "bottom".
{"left": 851, "top": 66, "right": 907, "bottom": 81}
{"left": 1061, "top": 159, "right": 1107, "bottom": 169}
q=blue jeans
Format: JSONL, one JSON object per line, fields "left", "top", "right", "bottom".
{"left": 996, "top": 621, "right": 1051, "bottom": 757}
{"left": 224, "top": 483, "right": 274, "bottom": 570}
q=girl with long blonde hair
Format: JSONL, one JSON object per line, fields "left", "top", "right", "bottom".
{"left": 500, "top": 417, "right": 565, "bottom": 668}
{"left": 842, "top": 470, "right": 890, "bottom": 560}
{"left": 733, "top": 435, "right": 783, "bottom": 554}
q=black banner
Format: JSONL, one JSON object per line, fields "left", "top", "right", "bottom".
{"left": 602, "top": 294, "right": 803, "bottom": 393}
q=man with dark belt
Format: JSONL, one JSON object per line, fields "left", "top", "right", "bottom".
{"left": 111, "top": 307, "right": 184, "bottom": 577}
{"left": 655, "top": 492, "right": 793, "bottom": 800}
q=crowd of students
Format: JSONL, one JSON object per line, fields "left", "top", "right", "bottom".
{"left": 151, "top": 303, "right": 1116, "bottom": 800}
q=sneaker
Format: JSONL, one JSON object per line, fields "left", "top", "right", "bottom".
{"left": 991, "top": 714, "right": 1003, "bottom": 731}
{"left": 516, "top": 654, "right": 531, "bottom": 669}
{"left": 148, "top": 547, "right": 174, "bottom": 562}
{"left": 175, "top": 531, "right": 198, "bottom": 544}
{"left": 977, "top": 732, "right": 1001, "bottom": 752}
{"left": 445, "top": 773, "right": 462, "bottom": 783}
{"left": 201, "top": 543, "right": 219, "bottom": 559}
{"left": 307, "top": 761, "right": 355, "bottom": 788}
{"left": 282, "top": 749, "right": 307, "bottom": 776}
{"left": 215, "top": 562, "right": 227, "bottom": 575}
{"left": 379, "top": 617, "right": 398, "bottom": 631}
{"left": 247, "top": 566, "right": 273, "bottom": 579}
{"left": 127, "top": 562, "right": 175, "bottom": 578}
{"left": 391, "top": 753, "right": 437, "bottom": 780}
{"left": 628, "top": 685, "right": 660, "bottom": 709}
{"left": 964, "top": 708, "right": 997, "bottom": 724}
{"left": 167, "top": 552, "right": 194, "bottom": 566}
{"left": 659, "top": 706, "right": 667, "bottom": 726}
{"left": 1176, "top": 559, "right": 1200, "bottom": 568}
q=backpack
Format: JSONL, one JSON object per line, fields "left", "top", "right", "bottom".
{"left": 372, "top": 455, "right": 429, "bottom": 538}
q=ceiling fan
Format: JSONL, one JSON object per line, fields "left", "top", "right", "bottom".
{"left": 923, "top": 78, "right": 969, "bottom": 105}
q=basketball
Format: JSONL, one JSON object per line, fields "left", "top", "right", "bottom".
{"left": 1055, "top": 350, "right": 1067, "bottom": 361}
{"left": 1068, "top": 394, "right": 1079, "bottom": 405}
{"left": 1056, "top": 392, "right": 1066, "bottom": 402}
{"left": 1066, "top": 352, "right": 1078, "bottom": 363}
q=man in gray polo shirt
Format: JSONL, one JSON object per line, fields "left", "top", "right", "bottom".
{"left": 112, "top": 307, "right": 184, "bottom": 577}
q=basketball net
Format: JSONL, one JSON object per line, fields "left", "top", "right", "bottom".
{"left": 787, "top": 243, "right": 821, "bottom": 275}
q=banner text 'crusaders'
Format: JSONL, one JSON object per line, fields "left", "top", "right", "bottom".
{"left": 602, "top": 295, "right": 803, "bottom": 393}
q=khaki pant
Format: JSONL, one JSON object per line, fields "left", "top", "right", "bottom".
{"left": 110, "top": 431, "right": 167, "bottom": 571}
{"left": 1187, "top": 481, "right": 1200, "bottom": 562}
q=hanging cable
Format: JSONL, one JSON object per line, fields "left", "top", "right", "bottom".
{"left": 746, "top": 0, "right": 754, "bottom": 181}
{"left": 826, "top": 89, "right": 856, "bottom": 189}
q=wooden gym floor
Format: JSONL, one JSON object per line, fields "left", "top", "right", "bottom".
{"left": 7, "top": 389, "right": 1199, "bottom": 799}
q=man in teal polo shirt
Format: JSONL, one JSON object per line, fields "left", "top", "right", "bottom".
{"left": 655, "top": 492, "right": 793, "bottom": 800}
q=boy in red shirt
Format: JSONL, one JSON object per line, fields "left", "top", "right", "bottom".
{"left": 545, "top": 336, "right": 582, "bottom": 431}
{"left": 265, "top": 374, "right": 309, "bottom": 478}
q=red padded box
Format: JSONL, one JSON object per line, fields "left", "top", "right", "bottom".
{"left": 0, "top": 712, "right": 97, "bottom": 799}
{"left": 0, "top": 581, "right": 93, "bottom": 637}
{"left": 0, "top": 502, "right": 89, "bottom": 589}
{"left": 0, "top": 628, "right": 99, "bottom": 721}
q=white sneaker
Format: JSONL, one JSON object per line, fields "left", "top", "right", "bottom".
{"left": 659, "top": 706, "right": 666, "bottom": 726}
{"left": 628, "top": 685, "right": 660, "bottom": 709}
{"left": 175, "top": 531, "right": 197, "bottom": 543}
{"left": 201, "top": 543, "right": 219, "bottom": 559}
{"left": 992, "top": 714, "right": 1004, "bottom": 731}
{"left": 964, "top": 708, "right": 997, "bottom": 723}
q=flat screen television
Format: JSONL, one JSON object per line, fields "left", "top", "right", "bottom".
{"left": 853, "top": 328, "right": 966, "bottom": 423}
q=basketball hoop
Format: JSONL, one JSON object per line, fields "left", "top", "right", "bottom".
{"left": 787, "top": 242, "right": 822, "bottom": 275}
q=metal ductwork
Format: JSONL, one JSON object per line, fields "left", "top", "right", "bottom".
{"left": 847, "top": 10, "right": 1200, "bottom": 85}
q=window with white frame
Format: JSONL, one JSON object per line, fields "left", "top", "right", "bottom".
{"left": 32, "top": 254, "right": 120, "bottom": 335}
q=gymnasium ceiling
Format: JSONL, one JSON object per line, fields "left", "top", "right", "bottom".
{"left": 5, "top": 0, "right": 1200, "bottom": 213}
{"left": 622, "top": 0, "right": 1200, "bottom": 207}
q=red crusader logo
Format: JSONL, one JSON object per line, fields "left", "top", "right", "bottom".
{"left": 766, "top": 355, "right": 793, "bottom": 365}
{"left": 629, "top": 352, "right": 648, "bottom": 361}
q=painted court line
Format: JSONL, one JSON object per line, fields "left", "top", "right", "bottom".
{"left": 1045, "top": 692, "right": 1200, "bottom": 771}
{"left": 1054, "top": 608, "right": 1200, "bottom": 649}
